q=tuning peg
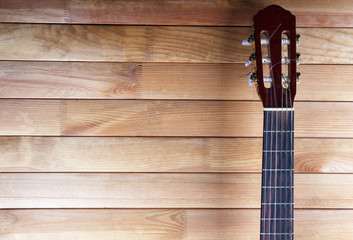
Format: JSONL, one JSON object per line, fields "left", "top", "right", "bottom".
{"left": 245, "top": 53, "right": 256, "bottom": 67}
{"left": 242, "top": 34, "right": 255, "bottom": 46}
{"left": 248, "top": 72, "right": 258, "bottom": 86}
{"left": 296, "top": 34, "right": 301, "bottom": 46}
{"left": 296, "top": 53, "right": 301, "bottom": 65}
{"left": 296, "top": 72, "right": 301, "bottom": 84}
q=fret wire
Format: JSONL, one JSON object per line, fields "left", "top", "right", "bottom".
{"left": 262, "top": 203, "right": 293, "bottom": 205}
{"left": 260, "top": 233, "right": 294, "bottom": 235}
{"left": 263, "top": 150, "right": 293, "bottom": 152}
{"left": 263, "top": 108, "right": 294, "bottom": 111}
{"left": 263, "top": 148, "right": 293, "bottom": 150}
{"left": 262, "top": 169, "right": 293, "bottom": 171}
{"left": 263, "top": 130, "right": 294, "bottom": 132}
{"left": 261, "top": 218, "right": 293, "bottom": 220}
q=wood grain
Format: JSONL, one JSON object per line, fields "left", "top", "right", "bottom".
{"left": 0, "top": 61, "right": 142, "bottom": 99}
{"left": 1, "top": 209, "right": 352, "bottom": 239}
{"left": 1, "top": 100, "right": 353, "bottom": 137}
{"left": 2, "top": 62, "right": 351, "bottom": 101}
{"left": 63, "top": 101, "right": 353, "bottom": 138}
{"left": 1, "top": 137, "right": 353, "bottom": 173}
{"left": 0, "top": 0, "right": 352, "bottom": 27}
{"left": 0, "top": 24, "right": 352, "bottom": 64}
{"left": 0, "top": 137, "right": 261, "bottom": 173}
{"left": 0, "top": 100, "right": 62, "bottom": 136}
{"left": 0, "top": 1, "right": 351, "bottom": 239}
{"left": 0, "top": 0, "right": 66, "bottom": 24}
{"left": 1, "top": 173, "right": 352, "bottom": 208}
{"left": 63, "top": 100, "right": 262, "bottom": 137}
{"left": 141, "top": 63, "right": 350, "bottom": 102}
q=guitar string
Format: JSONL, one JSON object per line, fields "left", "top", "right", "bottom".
{"left": 287, "top": 37, "right": 294, "bottom": 239}
{"left": 262, "top": 36, "right": 270, "bottom": 238}
{"left": 284, "top": 37, "right": 292, "bottom": 238}
{"left": 270, "top": 44, "right": 279, "bottom": 239}
{"left": 268, "top": 34, "right": 280, "bottom": 239}
{"left": 286, "top": 35, "right": 293, "bottom": 237}
{"left": 262, "top": 34, "right": 272, "bottom": 239}
{"left": 289, "top": 63, "right": 297, "bottom": 240}
{"left": 283, "top": 38, "right": 288, "bottom": 237}
{"left": 263, "top": 98, "right": 270, "bottom": 238}
{"left": 264, "top": 81, "right": 272, "bottom": 238}
{"left": 260, "top": 33, "right": 267, "bottom": 239}
{"left": 263, "top": 91, "right": 273, "bottom": 237}
{"left": 279, "top": 72, "right": 283, "bottom": 237}
{"left": 272, "top": 56, "right": 279, "bottom": 240}
{"left": 268, "top": 36, "right": 274, "bottom": 239}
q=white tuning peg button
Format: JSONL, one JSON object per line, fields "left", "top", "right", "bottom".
{"left": 248, "top": 72, "right": 257, "bottom": 86}
{"left": 242, "top": 35, "right": 254, "bottom": 46}
{"left": 249, "top": 77, "right": 254, "bottom": 86}
{"left": 242, "top": 40, "right": 252, "bottom": 46}
{"left": 245, "top": 53, "right": 256, "bottom": 67}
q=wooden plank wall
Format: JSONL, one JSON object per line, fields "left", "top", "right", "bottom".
{"left": 1, "top": 0, "right": 353, "bottom": 239}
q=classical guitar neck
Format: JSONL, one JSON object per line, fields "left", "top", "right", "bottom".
{"left": 261, "top": 108, "right": 294, "bottom": 239}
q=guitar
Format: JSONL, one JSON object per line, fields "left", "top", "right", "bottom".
{"left": 243, "top": 5, "right": 300, "bottom": 240}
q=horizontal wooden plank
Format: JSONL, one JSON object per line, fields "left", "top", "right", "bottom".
{"left": 0, "top": 24, "right": 351, "bottom": 64}
{"left": 0, "top": 0, "right": 352, "bottom": 27}
{"left": 1, "top": 209, "right": 352, "bottom": 239}
{"left": 1, "top": 137, "right": 353, "bottom": 173}
{"left": 1, "top": 173, "right": 352, "bottom": 208}
{"left": 1, "top": 100, "right": 353, "bottom": 138}
{"left": 0, "top": 137, "right": 261, "bottom": 172}
{"left": 1, "top": 62, "right": 351, "bottom": 102}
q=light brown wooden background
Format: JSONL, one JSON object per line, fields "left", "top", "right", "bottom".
{"left": 0, "top": 0, "right": 353, "bottom": 239}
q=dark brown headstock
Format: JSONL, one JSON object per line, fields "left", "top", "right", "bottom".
{"left": 243, "top": 5, "right": 300, "bottom": 108}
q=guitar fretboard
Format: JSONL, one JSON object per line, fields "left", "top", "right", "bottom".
{"left": 260, "top": 108, "right": 294, "bottom": 240}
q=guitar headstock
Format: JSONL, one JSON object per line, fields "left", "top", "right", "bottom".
{"left": 243, "top": 5, "right": 300, "bottom": 108}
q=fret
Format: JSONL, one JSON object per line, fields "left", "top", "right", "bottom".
{"left": 262, "top": 203, "right": 293, "bottom": 205}
{"left": 262, "top": 169, "right": 293, "bottom": 171}
{"left": 263, "top": 150, "right": 293, "bottom": 152}
{"left": 263, "top": 108, "right": 294, "bottom": 111}
{"left": 260, "top": 233, "right": 293, "bottom": 235}
{"left": 263, "top": 130, "right": 293, "bottom": 132}
{"left": 261, "top": 218, "right": 293, "bottom": 220}
{"left": 262, "top": 186, "right": 293, "bottom": 189}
